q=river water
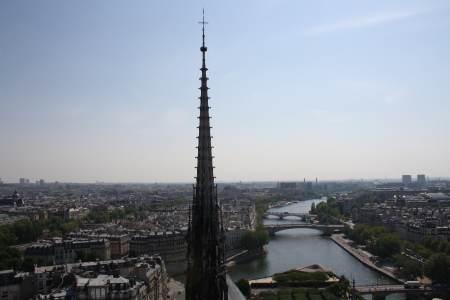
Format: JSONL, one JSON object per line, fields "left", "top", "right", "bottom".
{"left": 228, "top": 198, "right": 403, "bottom": 300}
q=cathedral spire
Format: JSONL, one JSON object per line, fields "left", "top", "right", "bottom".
{"left": 186, "top": 11, "right": 228, "bottom": 300}
{"left": 201, "top": 9, "right": 207, "bottom": 49}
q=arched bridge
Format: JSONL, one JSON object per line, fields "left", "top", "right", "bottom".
{"left": 263, "top": 212, "right": 314, "bottom": 220}
{"left": 263, "top": 224, "right": 344, "bottom": 235}
{"left": 354, "top": 284, "right": 431, "bottom": 300}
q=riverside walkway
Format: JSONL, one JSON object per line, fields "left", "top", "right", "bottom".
{"left": 330, "top": 234, "right": 402, "bottom": 283}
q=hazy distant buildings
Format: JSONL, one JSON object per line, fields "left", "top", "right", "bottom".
{"left": 401, "top": 174, "right": 427, "bottom": 186}
{"left": 417, "top": 174, "right": 426, "bottom": 186}
{"left": 402, "top": 175, "right": 412, "bottom": 185}
{"left": 19, "top": 178, "right": 28, "bottom": 185}
{"left": 278, "top": 182, "right": 297, "bottom": 189}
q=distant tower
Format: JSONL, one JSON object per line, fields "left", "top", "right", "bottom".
{"left": 402, "top": 175, "right": 412, "bottom": 185}
{"left": 417, "top": 174, "right": 426, "bottom": 186}
{"left": 185, "top": 11, "right": 228, "bottom": 300}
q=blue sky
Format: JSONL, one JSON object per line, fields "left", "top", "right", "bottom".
{"left": 1, "top": 0, "right": 449, "bottom": 183}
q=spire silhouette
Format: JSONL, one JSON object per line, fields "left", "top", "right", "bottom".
{"left": 185, "top": 11, "right": 228, "bottom": 300}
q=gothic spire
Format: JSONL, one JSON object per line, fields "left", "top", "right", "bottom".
{"left": 196, "top": 8, "right": 213, "bottom": 189}
{"left": 186, "top": 11, "right": 228, "bottom": 300}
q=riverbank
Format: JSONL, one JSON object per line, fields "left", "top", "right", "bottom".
{"left": 268, "top": 197, "right": 326, "bottom": 210}
{"left": 230, "top": 198, "right": 397, "bottom": 290}
{"left": 330, "top": 234, "right": 403, "bottom": 284}
{"left": 227, "top": 248, "right": 267, "bottom": 267}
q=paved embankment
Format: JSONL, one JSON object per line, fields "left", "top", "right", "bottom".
{"left": 330, "top": 234, "right": 403, "bottom": 283}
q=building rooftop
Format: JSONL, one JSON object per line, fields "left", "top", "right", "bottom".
{"left": 76, "top": 274, "right": 129, "bottom": 287}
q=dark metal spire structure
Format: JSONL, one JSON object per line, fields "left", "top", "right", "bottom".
{"left": 185, "top": 10, "right": 228, "bottom": 300}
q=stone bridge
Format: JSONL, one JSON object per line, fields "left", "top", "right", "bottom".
{"left": 263, "top": 212, "right": 314, "bottom": 220}
{"left": 263, "top": 224, "right": 344, "bottom": 235}
{"left": 354, "top": 284, "right": 431, "bottom": 300}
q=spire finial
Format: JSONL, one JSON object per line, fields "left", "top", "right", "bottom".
{"left": 198, "top": 9, "right": 208, "bottom": 50}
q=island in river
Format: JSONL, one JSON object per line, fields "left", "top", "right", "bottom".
{"left": 228, "top": 198, "right": 405, "bottom": 300}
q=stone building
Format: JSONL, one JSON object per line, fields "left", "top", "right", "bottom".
{"left": 130, "top": 231, "right": 186, "bottom": 274}
{"left": 0, "top": 270, "right": 34, "bottom": 300}
{"left": 24, "top": 238, "right": 111, "bottom": 265}
{"left": 69, "top": 232, "right": 129, "bottom": 258}
{"left": 2, "top": 256, "right": 167, "bottom": 300}
{"left": 75, "top": 275, "right": 147, "bottom": 300}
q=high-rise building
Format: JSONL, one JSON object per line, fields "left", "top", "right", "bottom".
{"left": 402, "top": 175, "right": 412, "bottom": 185}
{"left": 417, "top": 174, "right": 426, "bottom": 185}
{"left": 185, "top": 12, "right": 228, "bottom": 300}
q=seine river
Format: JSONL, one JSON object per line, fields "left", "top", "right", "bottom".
{"left": 228, "top": 198, "right": 403, "bottom": 300}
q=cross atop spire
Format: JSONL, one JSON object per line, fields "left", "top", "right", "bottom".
{"left": 198, "top": 9, "right": 208, "bottom": 51}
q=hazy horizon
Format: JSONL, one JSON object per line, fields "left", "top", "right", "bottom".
{"left": 1, "top": 0, "right": 450, "bottom": 183}
{"left": 3, "top": 176, "right": 450, "bottom": 185}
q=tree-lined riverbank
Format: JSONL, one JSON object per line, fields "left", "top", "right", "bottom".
{"left": 330, "top": 234, "right": 402, "bottom": 283}
{"left": 229, "top": 199, "right": 397, "bottom": 288}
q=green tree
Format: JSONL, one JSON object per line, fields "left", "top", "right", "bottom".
{"left": 314, "top": 201, "right": 341, "bottom": 224}
{"left": 0, "top": 226, "right": 17, "bottom": 247}
{"left": 61, "top": 220, "right": 80, "bottom": 235}
{"left": 423, "top": 237, "right": 450, "bottom": 256}
{"left": 255, "top": 226, "right": 269, "bottom": 246}
{"left": 369, "top": 233, "right": 401, "bottom": 258}
{"left": 240, "top": 227, "right": 269, "bottom": 250}
{"left": 235, "top": 279, "right": 251, "bottom": 297}
{"left": 424, "top": 253, "right": 450, "bottom": 284}
{"left": 12, "top": 220, "right": 42, "bottom": 243}
{"left": 325, "top": 276, "right": 350, "bottom": 298}
{"left": 393, "top": 254, "right": 422, "bottom": 280}
{"left": 0, "top": 247, "right": 22, "bottom": 270}
{"left": 21, "top": 257, "right": 45, "bottom": 272}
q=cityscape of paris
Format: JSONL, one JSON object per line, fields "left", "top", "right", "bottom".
{"left": 1, "top": 1, "right": 450, "bottom": 300}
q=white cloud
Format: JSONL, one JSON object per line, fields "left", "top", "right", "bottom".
{"left": 305, "top": 9, "right": 422, "bottom": 36}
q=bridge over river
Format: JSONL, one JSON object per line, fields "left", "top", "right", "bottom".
{"left": 263, "top": 224, "right": 344, "bottom": 235}
{"left": 263, "top": 211, "right": 315, "bottom": 220}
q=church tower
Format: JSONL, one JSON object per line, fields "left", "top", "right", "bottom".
{"left": 185, "top": 11, "right": 228, "bottom": 300}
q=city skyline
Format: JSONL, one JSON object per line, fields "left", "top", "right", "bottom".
{"left": 1, "top": 0, "right": 450, "bottom": 183}
{"left": 3, "top": 174, "right": 449, "bottom": 185}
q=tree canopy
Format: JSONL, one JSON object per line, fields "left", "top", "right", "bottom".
{"left": 240, "top": 226, "right": 269, "bottom": 250}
